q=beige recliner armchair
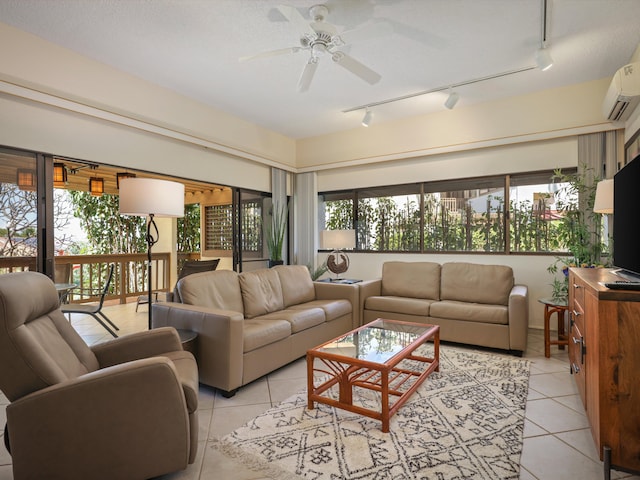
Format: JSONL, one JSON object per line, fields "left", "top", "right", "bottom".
{"left": 0, "top": 272, "right": 199, "bottom": 480}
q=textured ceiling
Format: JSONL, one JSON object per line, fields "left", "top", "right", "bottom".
{"left": 1, "top": 0, "right": 640, "bottom": 139}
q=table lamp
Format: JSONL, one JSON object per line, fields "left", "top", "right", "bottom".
{"left": 321, "top": 229, "right": 356, "bottom": 280}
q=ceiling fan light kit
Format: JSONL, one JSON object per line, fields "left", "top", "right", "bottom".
{"left": 241, "top": 3, "right": 390, "bottom": 92}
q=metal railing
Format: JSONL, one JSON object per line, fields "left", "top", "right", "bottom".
{"left": 0, "top": 253, "right": 172, "bottom": 304}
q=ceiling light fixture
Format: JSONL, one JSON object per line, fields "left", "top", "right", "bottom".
{"left": 89, "top": 177, "right": 105, "bottom": 196}
{"left": 16, "top": 168, "right": 36, "bottom": 191}
{"left": 53, "top": 163, "right": 67, "bottom": 187}
{"left": 444, "top": 89, "right": 460, "bottom": 109}
{"left": 536, "top": 0, "right": 553, "bottom": 71}
{"left": 343, "top": 66, "right": 535, "bottom": 116}
{"left": 362, "top": 108, "right": 373, "bottom": 127}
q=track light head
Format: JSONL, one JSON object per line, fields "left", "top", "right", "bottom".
{"left": 535, "top": 47, "right": 553, "bottom": 71}
{"left": 444, "top": 91, "right": 460, "bottom": 110}
{"left": 361, "top": 109, "right": 373, "bottom": 127}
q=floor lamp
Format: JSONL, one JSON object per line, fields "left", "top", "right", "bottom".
{"left": 119, "top": 178, "right": 184, "bottom": 329}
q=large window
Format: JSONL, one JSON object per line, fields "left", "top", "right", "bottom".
{"left": 423, "top": 177, "right": 504, "bottom": 252}
{"left": 319, "top": 169, "right": 578, "bottom": 255}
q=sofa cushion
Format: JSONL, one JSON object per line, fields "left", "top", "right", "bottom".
{"left": 290, "top": 299, "right": 351, "bottom": 322}
{"left": 440, "top": 262, "right": 513, "bottom": 305}
{"left": 243, "top": 319, "right": 291, "bottom": 353}
{"left": 177, "top": 270, "right": 244, "bottom": 312}
{"left": 257, "top": 307, "right": 325, "bottom": 333}
{"left": 381, "top": 261, "right": 441, "bottom": 300}
{"left": 239, "top": 268, "right": 284, "bottom": 319}
{"left": 365, "top": 296, "right": 433, "bottom": 317}
{"left": 430, "top": 300, "right": 509, "bottom": 325}
{"left": 274, "top": 265, "right": 315, "bottom": 308}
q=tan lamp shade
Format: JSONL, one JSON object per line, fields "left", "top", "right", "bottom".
{"left": 321, "top": 229, "right": 356, "bottom": 250}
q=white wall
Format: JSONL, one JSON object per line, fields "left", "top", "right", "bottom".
{"left": 317, "top": 137, "right": 577, "bottom": 191}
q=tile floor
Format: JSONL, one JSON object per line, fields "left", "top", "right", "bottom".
{"left": 1, "top": 302, "right": 639, "bottom": 480}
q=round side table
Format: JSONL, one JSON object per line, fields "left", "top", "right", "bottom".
{"left": 538, "top": 297, "right": 569, "bottom": 358}
{"left": 177, "top": 329, "right": 198, "bottom": 356}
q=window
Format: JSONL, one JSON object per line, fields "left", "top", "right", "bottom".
{"left": 319, "top": 169, "right": 578, "bottom": 255}
{"left": 358, "top": 185, "right": 421, "bottom": 251}
{"left": 423, "top": 177, "right": 504, "bottom": 252}
{"left": 509, "top": 171, "right": 568, "bottom": 253}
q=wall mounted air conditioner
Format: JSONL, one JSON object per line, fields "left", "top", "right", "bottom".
{"left": 603, "top": 62, "right": 640, "bottom": 122}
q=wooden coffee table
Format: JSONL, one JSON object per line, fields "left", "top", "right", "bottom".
{"left": 307, "top": 318, "right": 439, "bottom": 432}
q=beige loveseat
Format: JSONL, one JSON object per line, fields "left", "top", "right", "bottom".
{"left": 152, "top": 265, "right": 359, "bottom": 396}
{"left": 360, "top": 261, "right": 528, "bottom": 355}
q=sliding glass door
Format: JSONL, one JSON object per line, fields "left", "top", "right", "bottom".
{"left": 0, "top": 147, "right": 54, "bottom": 277}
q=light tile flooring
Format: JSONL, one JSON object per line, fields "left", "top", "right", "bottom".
{"left": 1, "top": 302, "right": 639, "bottom": 480}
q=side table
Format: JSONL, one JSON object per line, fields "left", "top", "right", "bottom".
{"left": 538, "top": 297, "right": 569, "bottom": 358}
{"left": 177, "top": 329, "right": 198, "bottom": 356}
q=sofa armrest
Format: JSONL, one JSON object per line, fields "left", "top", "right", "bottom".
{"left": 152, "top": 302, "right": 245, "bottom": 392}
{"left": 92, "top": 326, "right": 182, "bottom": 367}
{"left": 7, "top": 357, "right": 190, "bottom": 480}
{"left": 508, "top": 284, "right": 529, "bottom": 352}
{"left": 358, "top": 279, "right": 382, "bottom": 326}
{"left": 313, "top": 282, "right": 360, "bottom": 329}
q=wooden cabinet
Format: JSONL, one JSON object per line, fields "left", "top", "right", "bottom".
{"left": 568, "top": 268, "right": 640, "bottom": 476}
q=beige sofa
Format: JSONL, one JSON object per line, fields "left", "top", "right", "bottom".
{"left": 152, "top": 265, "right": 359, "bottom": 396}
{"left": 360, "top": 261, "right": 528, "bottom": 355}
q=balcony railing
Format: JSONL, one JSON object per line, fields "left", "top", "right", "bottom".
{"left": 0, "top": 253, "right": 172, "bottom": 304}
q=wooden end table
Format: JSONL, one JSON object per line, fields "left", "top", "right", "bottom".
{"left": 539, "top": 297, "right": 569, "bottom": 358}
{"left": 307, "top": 318, "right": 439, "bottom": 433}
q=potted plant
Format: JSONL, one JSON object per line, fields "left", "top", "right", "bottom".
{"left": 267, "top": 202, "right": 287, "bottom": 267}
{"left": 546, "top": 165, "right": 609, "bottom": 302}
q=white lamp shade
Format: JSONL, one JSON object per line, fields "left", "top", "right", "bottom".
{"left": 119, "top": 178, "right": 185, "bottom": 217}
{"left": 321, "top": 229, "right": 356, "bottom": 250}
{"left": 593, "top": 179, "right": 614, "bottom": 214}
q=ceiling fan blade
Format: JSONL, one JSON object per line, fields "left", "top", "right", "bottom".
{"left": 239, "top": 46, "right": 302, "bottom": 62}
{"left": 298, "top": 58, "right": 318, "bottom": 92}
{"left": 333, "top": 21, "right": 393, "bottom": 47}
{"left": 331, "top": 51, "right": 381, "bottom": 85}
{"left": 277, "top": 4, "right": 316, "bottom": 37}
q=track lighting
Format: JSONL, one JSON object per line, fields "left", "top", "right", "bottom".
{"left": 361, "top": 109, "right": 373, "bottom": 127}
{"left": 535, "top": 47, "right": 553, "bottom": 71}
{"left": 536, "top": 0, "right": 553, "bottom": 71}
{"left": 444, "top": 91, "right": 460, "bottom": 110}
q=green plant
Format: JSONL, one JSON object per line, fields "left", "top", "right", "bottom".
{"left": 307, "top": 260, "right": 328, "bottom": 280}
{"left": 267, "top": 202, "right": 287, "bottom": 261}
{"left": 546, "top": 165, "right": 609, "bottom": 301}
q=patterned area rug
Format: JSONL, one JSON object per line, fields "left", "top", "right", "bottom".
{"left": 212, "top": 344, "right": 530, "bottom": 480}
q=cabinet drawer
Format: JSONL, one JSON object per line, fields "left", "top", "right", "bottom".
{"left": 571, "top": 276, "right": 585, "bottom": 312}
{"left": 569, "top": 323, "right": 586, "bottom": 405}
{"left": 570, "top": 299, "right": 584, "bottom": 334}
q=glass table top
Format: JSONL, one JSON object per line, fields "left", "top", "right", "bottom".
{"left": 315, "top": 319, "right": 436, "bottom": 364}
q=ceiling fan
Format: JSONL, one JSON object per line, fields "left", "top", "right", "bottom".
{"left": 239, "top": 4, "right": 393, "bottom": 92}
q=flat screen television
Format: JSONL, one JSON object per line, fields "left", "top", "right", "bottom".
{"left": 613, "top": 153, "right": 640, "bottom": 281}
